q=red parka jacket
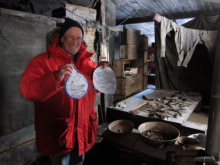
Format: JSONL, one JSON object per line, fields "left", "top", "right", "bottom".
{"left": 20, "top": 34, "right": 98, "bottom": 156}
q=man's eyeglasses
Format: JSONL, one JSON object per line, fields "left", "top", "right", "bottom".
{"left": 64, "top": 35, "right": 82, "bottom": 42}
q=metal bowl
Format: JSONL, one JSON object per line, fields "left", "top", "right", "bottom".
{"left": 177, "top": 136, "right": 199, "bottom": 150}
{"left": 138, "top": 122, "right": 180, "bottom": 148}
{"left": 188, "top": 133, "right": 206, "bottom": 148}
{"left": 108, "top": 119, "right": 134, "bottom": 134}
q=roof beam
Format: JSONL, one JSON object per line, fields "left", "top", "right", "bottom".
{"left": 116, "top": 12, "right": 219, "bottom": 25}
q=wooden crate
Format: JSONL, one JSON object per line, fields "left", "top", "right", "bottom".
{"left": 140, "top": 35, "right": 148, "bottom": 50}
{"left": 83, "top": 28, "right": 96, "bottom": 44}
{"left": 119, "top": 44, "right": 139, "bottom": 60}
{"left": 143, "top": 63, "right": 148, "bottom": 76}
{"left": 115, "top": 79, "right": 143, "bottom": 97}
{"left": 113, "top": 74, "right": 143, "bottom": 102}
{"left": 86, "top": 43, "right": 95, "bottom": 53}
{"left": 114, "top": 94, "right": 127, "bottom": 103}
{"left": 113, "top": 59, "right": 143, "bottom": 77}
{"left": 140, "top": 50, "right": 148, "bottom": 63}
{"left": 119, "top": 28, "right": 140, "bottom": 45}
{"left": 116, "top": 73, "right": 142, "bottom": 86}
{"left": 143, "top": 76, "right": 148, "bottom": 90}
{"left": 66, "top": 4, "right": 97, "bottom": 25}
{"left": 114, "top": 93, "right": 141, "bottom": 103}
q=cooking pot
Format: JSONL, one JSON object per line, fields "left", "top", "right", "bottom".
{"left": 177, "top": 136, "right": 199, "bottom": 150}
{"left": 138, "top": 122, "right": 180, "bottom": 148}
{"left": 188, "top": 133, "right": 206, "bottom": 148}
{"left": 108, "top": 119, "right": 134, "bottom": 134}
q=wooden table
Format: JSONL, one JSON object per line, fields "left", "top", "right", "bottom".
{"left": 107, "top": 88, "right": 206, "bottom": 134}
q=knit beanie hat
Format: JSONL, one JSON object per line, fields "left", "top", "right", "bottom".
{"left": 60, "top": 18, "right": 84, "bottom": 39}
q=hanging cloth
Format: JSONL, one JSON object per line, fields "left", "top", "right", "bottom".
{"left": 160, "top": 16, "right": 217, "bottom": 67}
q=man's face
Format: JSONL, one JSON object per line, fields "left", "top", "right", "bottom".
{"left": 61, "top": 27, "right": 82, "bottom": 56}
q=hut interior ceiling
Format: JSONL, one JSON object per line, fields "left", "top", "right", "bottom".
{"left": 0, "top": 0, "right": 219, "bottom": 43}
{"left": 113, "top": 0, "right": 220, "bottom": 43}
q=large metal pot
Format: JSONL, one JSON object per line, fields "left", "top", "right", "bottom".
{"left": 138, "top": 122, "right": 180, "bottom": 148}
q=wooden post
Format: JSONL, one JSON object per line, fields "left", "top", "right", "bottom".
{"left": 206, "top": 13, "right": 220, "bottom": 162}
{"left": 100, "top": 0, "right": 107, "bottom": 122}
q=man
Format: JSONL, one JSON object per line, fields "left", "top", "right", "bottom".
{"left": 20, "top": 18, "right": 110, "bottom": 165}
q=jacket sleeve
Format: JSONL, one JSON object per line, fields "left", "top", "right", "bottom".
{"left": 20, "top": 55, "right": 63, "bottom": 103}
